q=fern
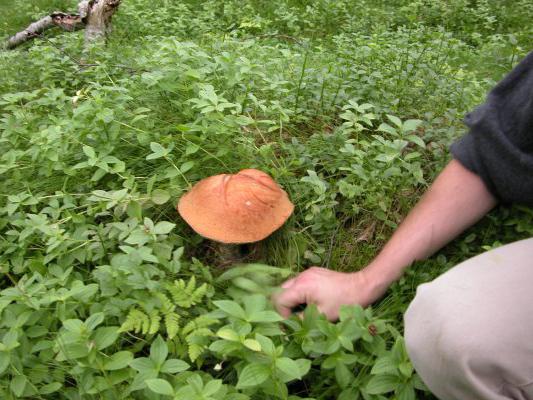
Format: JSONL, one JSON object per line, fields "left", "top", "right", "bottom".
{"left": 154, "top": 292, "right": 174, "bottom": 314}
{"left": 185, "top": 327, "right": 215, "bottom": 362}
{"left": 148, "top": 310, "right": 161, "bottom": 335}
{"left": 164, "top": 311, "right": 180, "bottom": 339}
{"left": 166, "top": 276, "right": 208, "bottom": 308}
{"left": 118, "top": 279, "right": 212, "bottom": 339}
{"left": 118, "top": 309, "right": 150, "bottom": 334}
{"left": 181, "top": 315, "right": 218, "bottom": 336}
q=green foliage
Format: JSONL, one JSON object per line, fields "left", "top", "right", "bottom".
{"left": 0, "top": 0, "right": 532, "bottom": 399}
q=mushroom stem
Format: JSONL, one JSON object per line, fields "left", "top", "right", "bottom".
{"left": 214, "top": 242, "right": 263, "bottom": 268}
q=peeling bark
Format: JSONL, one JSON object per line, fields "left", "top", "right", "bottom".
{"left": 5, "top": 0, "right": 121, "bottom": 50}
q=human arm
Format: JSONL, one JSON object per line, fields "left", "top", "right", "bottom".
{"left": 273, "top": 159, "right": 498, "bottom": 320}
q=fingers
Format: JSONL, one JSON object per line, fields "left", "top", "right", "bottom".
{"left": 273, "top": 279, "right": 307, "bottom": 318}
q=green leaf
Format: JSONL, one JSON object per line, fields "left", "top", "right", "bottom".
{"left": 10, "top": 375, "right": 27, "bottom": 397}
{"left": 366, "top": 374, "right": 400, "bottom": 394}
{"left": 203, "top": 379, "right": 223, "bottom": 396}
{"left": 63, "top": 319, "right": 84, "bottom": 333}
{"left": 399, "top": 361, "right": 413, "bottom": 378}
{"left": 153, "top": 221, "right": 176, "bottom": 235}
{"left": 83, "top": 145, "right": 96, "bottom": 159}
{"left": 40, "top": 382, "right": 62, "bottom": 395}
{"left": 387, "top": 114, "right": 403, "bottom": 128}
{"left": 217, "top": 327, "right": 240, "bottom": 342}
{"left": 104, "top": 351, "right": 134, "bottom": 370}
{"left": 214, "top": 300, "right": 247, "bottom": 319}
{"left": 85, "top": 313, "right": 104, "bottom": 331}
{"left": 335, "top": 363, "right": 353, "bottom": 389}
{"left": 402, "top": 119, "right": 422, "bottom": 133}
{"left": 247, "top": 310, "right": 283, "bottom": 323}
{"left": 93, "top": 327, "right": 119, "bottom": 350}
{"left": 377, "top": 123, "right": 398, "bottom": 136}
{"left": 130, "top": 357, "right": 156, "bottom": 372}
{"left": 243, "top": 339, "right": 262, "bottom": 352}
{"left": 371, "top": 356, "right": 398, "bottom": 376}
{"left": 180, "top": 161, "right": 195, "bottom": 173}
{"left": 151, "top": 189, "right": 171, "bottom": 205}
{"left": 405, "top": 134, "right": 425, "bottom": 148}
{"left": 146, "top": 378, "right": 175, "bottom": 396}
{"left": 0, "top": 353, "right": 10, "bottom": 374}
{"left": 397, "top": 381, "right": 416, "bottom": 400}
{"left": 161, "top": 359, "right": 190, "bottom": 374}
{"left": 236, "top": 363, "right": 271, "bottom": 388}
{"left": 150, "top": 335, "right": 168, "bottom": 366}
{"left": 276, "top": 357, "right": 309, "bottom": 381}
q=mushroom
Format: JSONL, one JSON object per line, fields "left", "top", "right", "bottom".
{"left": 177, "top": 169, "right": 294, "bottom": 265}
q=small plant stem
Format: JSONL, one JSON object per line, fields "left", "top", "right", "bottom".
{"left": 164, "top": 156, "right": 192, "bottom": 188}
{"left": 293, "top": 49, "right": 309, "bottom": 113}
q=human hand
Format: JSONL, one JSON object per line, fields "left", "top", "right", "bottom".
{"left": 272, "top": 267, "right": 385, "bottom": 321}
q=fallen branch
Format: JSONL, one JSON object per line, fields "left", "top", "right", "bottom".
{"left": 5, "top": 0, "right": 121, "bottom": 50}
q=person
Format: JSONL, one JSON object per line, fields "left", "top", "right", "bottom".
{"left": 273, "top": 50, "right": 533, "bottom": 400}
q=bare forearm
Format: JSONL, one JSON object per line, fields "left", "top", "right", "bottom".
{"left": 363, "top": 159, "right": 497, "bottom": 289}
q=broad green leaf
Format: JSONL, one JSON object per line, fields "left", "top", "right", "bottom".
{"left": 151, "top": 189, "right": 171, "bottom": 205}
{"left": 40, "top": 382, "right": 62, "bottom": 395}
{"left": 236, "top": 363, "right": 271, "bottom": 388}
{"left": 366, "top": 374, "right": 400, "bottom": 394}
{"left": 10, "top": 375, "right": 27, "bottom": 397}
{"left": 406, "top": 134, "right": 425, "bottom": 148}
{"left": 243, "top": 339, "right": 262, "bottom": 352}
{"left": 153, "top": 221, "right": 175, "bottom": 235}
{"left": 203, "top": 379, "right": 223, "bottom": 396}
{"left": 387, "top": 114, "right": 403, "bottom": 128}
{"left": 377, "top": 123, "right": 398, "bottom": 136}
{"left": 93, "top": 327, "right": 119, "bottom": 350}
{"left": 161, "top": 359, "right": 190, "bottom": 373}
{"left": 255, "top": 334, "right": 276, "bottom": 356}
{"left": 85, "top": 313, "right": 104, "bottom": 331}
{"left": 0, "top": 353, "right": 10, "bottom": 374}
{"left": 399, "top": 362, "right": 413, "bottom": 378}
{"left": 247, "top": 310, "right": 283, "bottom": 323}
{"left": 397, "top": 381, "right": 416, "bottom": 400}
{"left": 214, "top": 300, "right": 247, "bottom": 319}
{"left": 371, "top": 356, "right": 398, "bottom": 376}
{"left": 146, "top": 378, "right": 175, "bottom": 396}
{"left": 276, "top": 357, "right": 309, "bottom": 381}
{"left": 150, "top": 335, "right": 168, "bottom": 366}
{"left": 104, "top": 351, "right": 133, "bottom": 370}
{"left": 83, "top": 145, "right": 96, "bottom": 159}
{"left": 180, "top": 161, "right": 195, "bottom": 173}
{"left": 402, "top": 119, "right": 422, "bottom": 133}
{"left": 217, "top": 327, "right": 240, "bottom": 342}
{"left": 338, "top": 387, "right": 359, "bottom": 400}
{"left": 130, "top": 357, "right": 156, "bottom": 372}
{"left": 63, "top": 319, "right": 84, "bottom": 333}
{"left": 335, "top": 363, "right": 353, "bottom": 388}
{"left": 209, "top": 340, "right": 242, "bottom": 354}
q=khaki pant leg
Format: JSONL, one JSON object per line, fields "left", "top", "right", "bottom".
{"left": 404, "top": 238, "right": 533, "bottom": 400}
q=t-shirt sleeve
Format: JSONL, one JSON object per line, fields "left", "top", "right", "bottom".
{"left": 450, "top": 51, "right": 533, "bottom": 205}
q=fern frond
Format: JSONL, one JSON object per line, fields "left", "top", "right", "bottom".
{"left": 148, "top": 310, "right": 161, "bottom": 335}
{"left": 164, "top": 311, "right": 180, "bottom": 340}
{"left": 119, "top": 309, "right": 150, "bottom": 334}
{"left": 166, "top": 277, "right": 208, "bottom": 309}
{"left": 155, "top": 292, "right": 174, "bottom": 314}
{"left": 181, "top": 315, "right": 218, "bottom": 336}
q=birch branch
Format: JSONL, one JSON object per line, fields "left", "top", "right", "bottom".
{"left": 5, "top": 0, "right": 121, "bottom": 50}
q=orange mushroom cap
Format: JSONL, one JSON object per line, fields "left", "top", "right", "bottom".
{"left": 177, "top": 169, "right": 294, "bottom": 244}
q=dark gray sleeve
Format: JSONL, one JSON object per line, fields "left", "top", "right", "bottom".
{"left": 450, "top": 51, "right": 533, "bottom": 206}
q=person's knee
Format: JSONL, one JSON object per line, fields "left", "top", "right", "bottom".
{"left": 404, "top": 279, "right": 496, "bottom": 398}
